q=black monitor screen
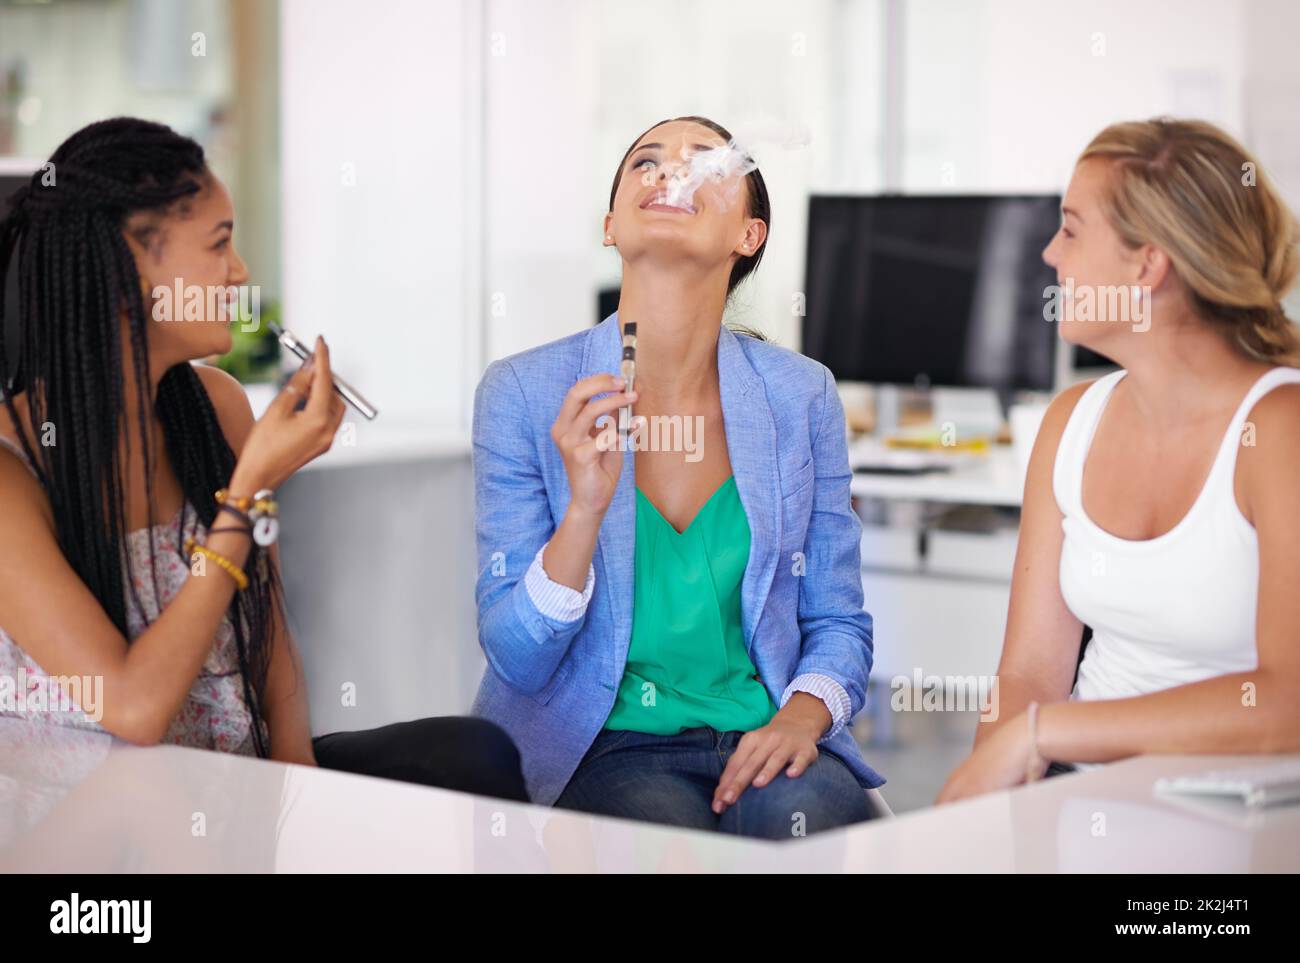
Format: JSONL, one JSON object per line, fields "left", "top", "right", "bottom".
{"left": 802, "top": 194, "right": 1061, "bottom": 392}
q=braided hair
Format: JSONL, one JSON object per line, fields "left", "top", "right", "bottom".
{"left": 0, "top": 117, "right": 276, "bottom": 756}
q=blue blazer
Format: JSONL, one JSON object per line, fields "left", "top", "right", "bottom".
{"left": 471, "top": 312, "right": 884, "bottom": 805}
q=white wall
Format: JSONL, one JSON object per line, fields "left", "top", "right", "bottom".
{"left": 278, "top": 0, "right": 488, "bottom": 730}
{"left": 482, "top": 0, "right": 597, "bottom": 359}
{"left": 1243, "top": 0, "right": 1300, "bottom": 319}
{"left": 479, "top": 0, "right": 852, "bottom": 359}
{"left": 479, "top": 0, "right": 1272, "bottom": 363}
{"left": 280, "top": 0, "right": 482, "bottom": 427}
{"left": 901, "top": 0, "right": 1246, "bottom": 193}
{"left": 589, "top": 0, "right": 848, "bottom": 352}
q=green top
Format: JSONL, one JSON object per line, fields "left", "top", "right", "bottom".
{"left": 604, "top": 475, "right": 777, "bottom": 734}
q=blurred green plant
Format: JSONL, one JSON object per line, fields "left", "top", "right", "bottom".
{"left": 214, "top": 300, "right": 283, "bottom": 384}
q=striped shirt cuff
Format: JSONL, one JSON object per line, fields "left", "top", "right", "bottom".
{"left": 781, "top": 673, "right": 852, "bottom": 743}
{"left": 524, "top": 542, "right": 595, "bottom": 623}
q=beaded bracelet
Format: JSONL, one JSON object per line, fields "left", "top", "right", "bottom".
{"left": 216, "top": 487, "right": 280, "bottom": 546}
{"left": 215, "top": 489, "right": 278, "bottom": 515}
{"left": 183, "top": 537, "right": 249, "bottom": 591}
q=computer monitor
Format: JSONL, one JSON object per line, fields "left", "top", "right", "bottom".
{"left": 1074, "top": 343, "right": 1117, "bottom": 370}
{"left": 802, "top": 194, "right": 1062, "bottom": 394}
{"left": 596, "top": 286, "right": 619, "bottom": 325}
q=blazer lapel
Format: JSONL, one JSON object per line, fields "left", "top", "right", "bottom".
{"left": 583, "top": 314, "right": 782, "bottom": 676}
{"left": 583, "top": 313, "right": 636, "bottom": 678}
{"left": 717, "top": 324, "right": 782, "bottom": 656}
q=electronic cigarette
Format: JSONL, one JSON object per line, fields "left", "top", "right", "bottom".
{"left": 618, "top": 321, "right": 636, "bottom": 441}
{"left": 268, "top": 322, "right": 380, "bottom": 421}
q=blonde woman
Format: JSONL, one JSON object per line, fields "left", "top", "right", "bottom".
{"left": 939, "top": 119, "right": 1300, "bottom": 802}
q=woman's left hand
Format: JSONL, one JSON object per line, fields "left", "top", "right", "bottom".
{"left": 936, "top": 711, "right": 1043, "bottom": 804}
{"left": 712, "top": 695, "right": 828, "bottom": 813}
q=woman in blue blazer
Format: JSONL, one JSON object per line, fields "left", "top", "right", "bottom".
{"left": 471, "top": 116, "right": 883, "bottom": 838}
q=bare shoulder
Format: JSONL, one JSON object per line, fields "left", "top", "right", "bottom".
{"left": 0, "top": 401, "right": 53, "bottom": 535}
{"left": 194, "top": 363, "right": 255, "bottom": 454}
{"left": 1034, "top": 378, "right": 1097, "bottom": 456}
{"left": 0, "top": 394, "right": 39, "bottom": 480}
{"left": 1241, "top": 378, "right": 1300, "bottom": 433}
{"left": 0, "top": 392, "right": 27, "bottom": 448}
{"left": 1237, "top": 380, "right": 1300, "bottom": 511}
{"left": 1015, "top": 377, "right": 1099, "bottom": 519}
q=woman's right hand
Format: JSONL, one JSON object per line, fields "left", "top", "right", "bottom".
{"left": 551, "top": 373, "right": 638, "bottom": 523}
{"left": 231, "top": 335, "right": 347, "bottom": 493}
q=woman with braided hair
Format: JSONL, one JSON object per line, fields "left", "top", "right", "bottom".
{"left": 0, "top": 117, "right": 526, "bottom": 803}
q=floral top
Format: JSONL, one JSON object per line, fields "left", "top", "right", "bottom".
{"left": 0, "top": 435, "right": 262, "bottom": 755}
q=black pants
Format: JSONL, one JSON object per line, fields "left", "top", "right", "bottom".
{"left": 312, "top": 716, "right": 529, "bottom": 803}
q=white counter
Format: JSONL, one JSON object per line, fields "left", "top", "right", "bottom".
{"left": 2, "top": 720, "right": 1296, "bottom": 873}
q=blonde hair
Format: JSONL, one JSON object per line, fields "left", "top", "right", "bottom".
{"left": 1080, "top": 118, "right": 1300, "bottom": 365}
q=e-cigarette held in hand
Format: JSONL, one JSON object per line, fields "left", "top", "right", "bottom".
{"left": 618, "top": 321, "right": 637, "bottom": 442}
{"left": 268, "top": 321, "right": 380, "bottom": 421}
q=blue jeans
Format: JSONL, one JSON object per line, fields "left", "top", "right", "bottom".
{"left": 554, "top": 727, "right": 875, "bottom": 839}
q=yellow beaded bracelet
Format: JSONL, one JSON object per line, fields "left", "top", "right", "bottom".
{"left": 215, "top": 489, "right": 278, "bottom": 515}
{"left": 183, "top": 537, "right": 250, "bottom": 591}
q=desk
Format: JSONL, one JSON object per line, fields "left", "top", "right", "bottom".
{"left": 849, "top": 442, "right": 1025, "bottom": 691}
{"left": 849, "top": 439, "right": 1026, "bottom": 507}
{"left": 3, "top": 721, "right": 1296, "bottom": 872}
{"left": 274, "top": 418, "right": 483, "bottom": 735}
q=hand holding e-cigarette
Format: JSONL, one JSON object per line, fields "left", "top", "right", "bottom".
{"left": 550, "top": 371, "right": 638, "bottom": 525}
{"left": 269, "top": 322, "right": 379, "bottom": 420}
{"left": 232, "top": 335, "right": 348, "bottom": 493}
{"left": 617, "top": 322, "right": 637, "bottom": 441}
{"left": 541, "top": 370, "right": 638, "bottom": 593}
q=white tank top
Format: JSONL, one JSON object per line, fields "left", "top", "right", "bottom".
{"left": 1054, "top": 365, "right": 1300, "bottom": 703}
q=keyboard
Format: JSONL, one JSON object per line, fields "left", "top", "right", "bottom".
{"left": 1155, "top": 759, "right": 1300, "bottom": 808}
{"left": 853, "top": 463, "right": 952, "bottom": 476}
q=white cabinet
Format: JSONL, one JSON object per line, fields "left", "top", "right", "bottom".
{"left": 853, "top": 445, "right": 1023, "bottom": 701}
